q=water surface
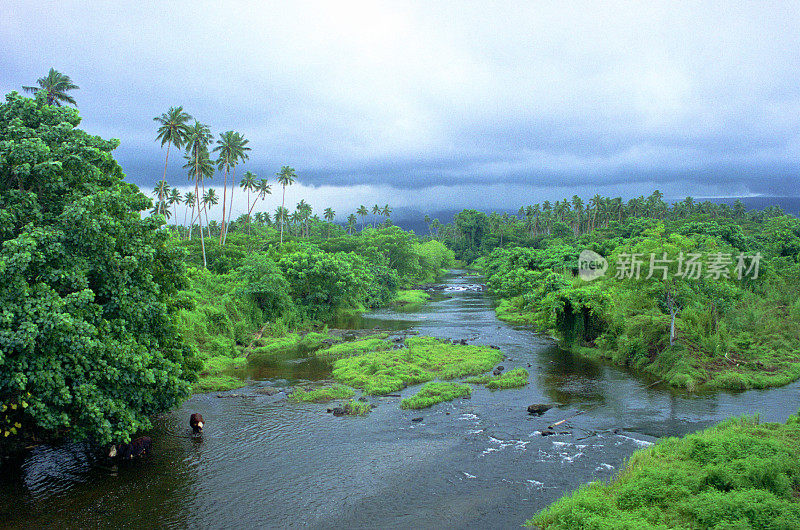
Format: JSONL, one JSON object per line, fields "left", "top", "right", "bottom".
{"left": 3, "top": 270, "right": 799, "bottom": 528}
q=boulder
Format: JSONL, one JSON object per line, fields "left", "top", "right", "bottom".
{"left": 527, "top": 404, "right": 553, "bottom": 415}
{"left": 332, "top": 407, "right": 346, "bottom": 416}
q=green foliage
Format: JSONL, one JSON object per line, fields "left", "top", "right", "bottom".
{"left": 289, "top": 384, "right": 355, "bottom": 403}
{"left": 528, "top": 413, "right": 800, "bottom": 528}
{"left": 176, "top": 268, "right": 266, "bottom": 358}
{"left": 485, "top": 368, "right": 529, "bottom": 389}
{"left": 462, "top": 374, "right": 493, "bottom": 385}
{"left": 0, "top": 92, "right": 199, "bottom": 447}
{"left": 277, "top": 246, "right": 395, "bottom": 318}
{"left": 393, "top": 289, "right": 431, "bottom": 307}
{"left": 481, "top": 218, "right": 800, "bottom": 391}
{"left": 331, "top": 337, "right": 503, "bottom": 395}
{"left": 247, "top": 332, "right": 333, "bottom": 363}
{"left": 342, "top": 399, "right": 371, "bottom": 416}
{"left": 400, "top": 382, "right": 471, "bottom": 409}
{"left": 315, "top": 337, "right": 391, "bottom": 361}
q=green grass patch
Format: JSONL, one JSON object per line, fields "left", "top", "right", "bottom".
{"left": 331, "top": 336, "right": 503, "bottom": 395}
{"left": 247, "top": 332, "right": 334, "bottom": 363}
{"left": 463, "top": 374, "right": 493, "bottom": 385}
{"left": 486, "top": 368, "right": 530, "bottom": 389}
{"left": 343, "top": 399, "right": 372, "bottom": 416}
{"left": 315, "top": 337, "right": 393, "bottom": 360}
{"left": 400, "top": 382, "right": 471, "bottom": 409}
{"left": 392, "top": 289, "right": 431, "bottom": 307}
{"left": 289, "top": 384, "right": 355, "bottom": 403}
{"left": 495, "top": 297, "right": 537, "bottom": 325}
{"left": 194, "top": 374, "right": 248, "bottom": 393}
{"left": 528, "top": 413, "right": 800, "bottom": 528}
{"left": 194, "top": 355, "right": 249, "bottom": 393}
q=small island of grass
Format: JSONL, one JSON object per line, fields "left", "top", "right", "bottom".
{"left": 331, "top": 336, "right": 503, "bottom": 395}
{"left": 401, "top": 382, "right": 471, "bottom": 409}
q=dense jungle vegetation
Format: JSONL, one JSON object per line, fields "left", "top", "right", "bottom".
{"left": 0, "top": 88, "right": 456, "bottom": 449}
{"left": 435, "top": 197, "right": 800, "bottom": 391}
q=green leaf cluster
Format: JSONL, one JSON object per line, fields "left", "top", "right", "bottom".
{"left": 0, "top": 92, "right": 198, "bottom": 447}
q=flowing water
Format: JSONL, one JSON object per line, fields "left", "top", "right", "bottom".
{"left": 3, "top": 270, "right": 800, "bottom": 529}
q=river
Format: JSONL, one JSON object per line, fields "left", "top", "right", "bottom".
{"left": 2, "top": 270, "right": 799, "bottom": 529}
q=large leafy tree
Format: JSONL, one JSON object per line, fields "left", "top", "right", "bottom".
{"left": 154, "top": 106, "right": 192, "bottom": 188}
{"left": 0, "top": 92, "right": 199, "bottom": 450}
{"left": 22, "top": 68, "right": 79, "bottom": 107}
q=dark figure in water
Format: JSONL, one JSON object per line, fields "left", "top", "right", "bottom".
{"left": 109, "top": 436, "right": 152, "bottom": 459}
{"left": 190, "top": 413, "right": 204, "bottom": 434}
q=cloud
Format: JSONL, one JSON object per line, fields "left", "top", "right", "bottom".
{"left": 2, "top": 1, "right": 800, "bottom": 207}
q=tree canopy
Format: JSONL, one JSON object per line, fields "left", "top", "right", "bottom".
{"left": 0, "top": 92, "right": 199, "bottom": 448}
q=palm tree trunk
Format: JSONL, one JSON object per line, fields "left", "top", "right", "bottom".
{"left": 162, "top": 143, "right": 170, "bottom": 187}
{"left": 223, "top": 166, "right": 237, "bottom": 245}
{"left": 280, "top": 184, "right": 286, "bottom": 244}
{"left": 195, "top": 161, "right": 206, "bottom": 268}
{"left": 219, "top": 164, "right": 228, "bottom": 245}
{"left": 184, "top": 202, "right": 191, "bottom": 240}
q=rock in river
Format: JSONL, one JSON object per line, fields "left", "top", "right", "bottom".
{"left": 527, "top": 404, "right": 553, "bottom": 415}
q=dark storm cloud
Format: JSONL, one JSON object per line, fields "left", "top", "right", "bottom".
{"left": 2, "top": 1, "right": 800, "bottom": 206}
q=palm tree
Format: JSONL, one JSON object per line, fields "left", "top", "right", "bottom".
{"left": 239, "top": 171, "right": 257, "bottom": 235}
{"left": 152, "top": 180, "right": 171, "bottom": 217}
{"left": 185, "top": 121, "right": 213, "bottom": 267}
{"left": 323, "top": 207, "right": 335, "bottom": 238}
{"left": 154, "top": 106, "right": 192, "bottom": 187}
{"left": 275, "top": 206, "right": 289, "bottom": 237}
{"left": 224, "top": 133, "right": 250, "bottom": 245}
{"left": 167, "top": 188, "right": 182, "bottom": 230}
{"left": 213, "top": 131, "right": 251, "bottom": 244}
{"left": 296, "top": 199, "right": 312, "bottom": 238}
{"left": 247, "top": 178, "right": 272, "bottom": 219}
{"left": 184, "top": 191, "right": 196, "bottom": 238}
{"left": 149, "top": 203, "right": 172, "bottom": 219}
{"left": 357, "top": 205, "right": 368, "bottom": 231}
{"left": 346, "top": 214, "right": 357, "bottom": 235}
{"left": 202, "top": 188, "right": 218, "bottom": 239}
{"left": 372, "top": 204, "right": 381, "bottom": 227}
{"left": 22, "top": 68, "right": 79, "bottom": 106}
{"left": 382, "top": 204, "right": 392, "bottom": 226}
{"left": 276, "top": 166, "right": 296, "bottom": 244}
{"left": 571, "top": 195, "right": 584, "bottom": 236}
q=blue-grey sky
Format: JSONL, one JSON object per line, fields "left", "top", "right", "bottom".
{"left": 2, "top": 1, "right": 800, "bottom": 218}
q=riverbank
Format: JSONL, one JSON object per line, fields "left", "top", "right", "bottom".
{"left": 528, "top": 411, "right": 800, "bottom": 528}
{"left": 492, "top": 292, "right": 800, "bottom": 392}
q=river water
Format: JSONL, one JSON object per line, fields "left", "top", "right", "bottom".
{"left": 2, "top": 271, "right": 799, "bottom": 529}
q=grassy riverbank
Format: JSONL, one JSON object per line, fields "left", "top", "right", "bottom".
{"left": 475, "top": 214, "right": 800, "bottom": 392}
{"left": 528, "top": 412, "right": 800, "bottom": 528}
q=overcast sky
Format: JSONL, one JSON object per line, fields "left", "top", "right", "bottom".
{"left": 2, "top": 1, "right": 800, "bottom": 219}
